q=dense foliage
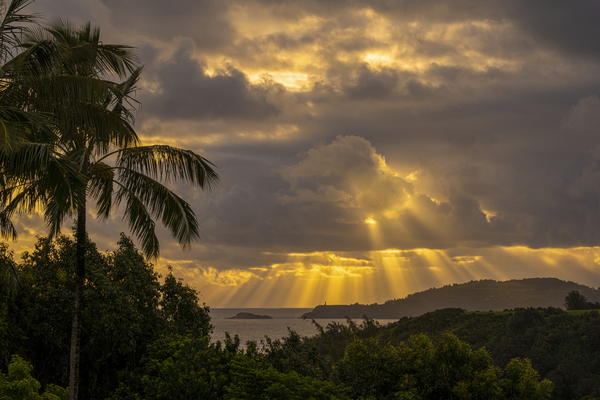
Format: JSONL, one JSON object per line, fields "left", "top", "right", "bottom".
{"left": 0, "top": 355, "right": 67, "bottom": 400}
{"left": 0, "top": 233, "right": 210, "bottom": 399}
{"left": 0, "top": 5, "right": 218, "bottom": 398}
{"left": 0, "top": 234, "right": 559, "bottom": 400}
{"left": 305, "top": 307, "right": 600, "bottom": 400}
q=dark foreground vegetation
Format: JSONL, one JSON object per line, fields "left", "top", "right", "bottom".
{"left": 0, "top": 2, "right": 219, "bottom": 397}
{"left": 10, "top": 234, "right": 600, "bottom": 400}
{"left": 309, "top": 308, "right": 600, "bottom": 400}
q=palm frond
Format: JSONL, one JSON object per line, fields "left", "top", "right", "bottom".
{"left": 11, "top": 74, "right": 141, "bottom": 151}
{"left": 113, "top": 180, "right": 160, "bottom": 258}
{"left": 0, "top": 143, "right": 86, "bottom": 235}
{"left": 0, "top": 203, "right": 17, "bottom": 240}
{"left": 20, "top": 18, "right": 138, "bottom": 78}
{"left": 114, "top": 167, "right": 200, "bottom": 256}
{"left": 0, "top": 181, "right": 44, "bottom": 220}
{"left": 43, "top": 151, "right": 87, "bottom": 212}
{"left": 89, "top": 161, "right": 114, "bottom": 219}
{"left": 0, "top": 142, "right": 77, "bottom": 184}
{"left": 0, "top": 117, "right": 26, "bottom": 151}
{"left": 0, "top": 107, "right": 56, "bottom": 145}
{"left": 27, "top": 75, "right": 113, "bottom": 105}
{"left": 0, "top": 142, "right": 51, "bottom": 181}
{"left": 75, "top": 102, "right": 139, "bottom": 152}
{"left": 0, "top": 161, "right": 82, "bottom": 239}
{"left": 44, "top": 198, "right": 73, "bottom": 238}
{"left": 0, "top": 0, "right": 36, "bottom": 63}
{"left": 110, "top": 66, "right": 142, "bottom": 123}
{"left": 116, "top": 145, "right": 219, "bottom": 189}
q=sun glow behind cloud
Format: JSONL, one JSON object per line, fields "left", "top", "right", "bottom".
{"left": 156, "top": 246, "right": 600, "bottom": 308}
{"left": 215, "top": 6, "right": 528, "bottom": 93}
{"left": 19, "top": 0, "right": 600, "bottom": 312}
{"left": 247, "top": 72, "right": 311, "bottom": 91}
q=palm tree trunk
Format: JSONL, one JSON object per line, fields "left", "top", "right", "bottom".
{"left": 69, "top": 203, "right": 86, "bottom": 400}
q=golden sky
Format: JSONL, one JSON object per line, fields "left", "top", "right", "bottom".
{"left": 18, "top": 0, "right": 600, "bottom": 307}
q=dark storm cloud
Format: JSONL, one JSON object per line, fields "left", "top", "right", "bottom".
{"left": 506, "top": 0, "right": 600, "bottom": 60}
{"left": 140, "top": 38, "right": 288, "bottom": 120}
{"left": 193, "top": 136, "right": 525, "bottom": 253}
{"left": 345, "top": 65, "right": 401, "bottom": 99}
{"left": 100, "top": 0, "right": 236, "bottom": 51}
{"left": 23, "top": 0, "right": 600, "bottom": 262}
{"left": 29, "top": 0, "right": 235, "bottom": 52}
{"left": 194, "top": 89, "right": 600, "bottom": 252}
{"left": 247, "top": 0, "right": 502, "bottom": 23}
{"left": 405, "top": 94, "right": 600, "bottom": 249}
{"left": 32, "top": 0, "right": 600, "bottom": 65}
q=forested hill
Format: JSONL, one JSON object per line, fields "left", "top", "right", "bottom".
{"left": 302, "top": 278, "right": 600, "bottom": 319}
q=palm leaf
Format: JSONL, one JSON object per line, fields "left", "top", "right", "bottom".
{"left": 0, "top": 203, "right": 16, "bottom": 239}
{"left": 111, "top": 66, "right": 142, "bottom": 122}
{"left": 89, "top": 161, "right": 114, "bottom": 219}
{"left": 0, "top": 0, "right": 36, "bottom": 63}
{"left": 113, "top": 180, "right": 160, "bottom": 258}
{"left": 44, "top": 198, "right": 73, "bottom": 238}
{"left": 20, "top": 19, "right": 138, "bottom": 78}
{"left": 114, "top": 167, "right": 200, "bottom": 256}
{"left": 116, "top": 145, "right": 219, "bottom": 189}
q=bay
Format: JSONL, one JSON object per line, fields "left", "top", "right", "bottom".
{"left": 209, "top": 308, "right": 397, "bottom": 344}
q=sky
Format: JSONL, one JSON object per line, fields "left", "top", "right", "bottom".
{"left": 13, "top": 0, "right": 600, "bottom": 307}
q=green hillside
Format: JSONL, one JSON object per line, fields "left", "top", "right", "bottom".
{"left": 302, "top": 307, "right": 600, "bottom": 400}
{"left": 302, "top": 278, "right": 600, "bottom": 319}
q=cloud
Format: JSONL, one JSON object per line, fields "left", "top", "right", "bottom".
{"left": 200, "top": 267, "right": 257, "bottom": 286}
{"left": 103, "top": 0, "right": 236, "bottom": 51}
{"left": 562, "top": 95, "right": 600, "bottom": 134}
{"left": 505, "top": 0, "right": 600, "bottom": 60}
{"left": 345, "top": 65, "right": 402, "bottom": 99}
{"left": 206, "top": 185, "right": 264, "bottom": 228}
{"left": 140, "top": 38, "right": 290, "bottom": 120}
{"left": 279, "top": 135, "right": 414, "bottom": 216}
{"left": 16, "top": 0, "right": 600, "bottom": 307}
{"left": 185, "top": 118, "right": 600, "bottom": 255}
{"left": 270, "top": 136, "right": 525, "bottom": 250}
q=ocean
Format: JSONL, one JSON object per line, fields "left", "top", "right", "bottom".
{"left": 209, "top": 308, "right": 398, "bottom": 344}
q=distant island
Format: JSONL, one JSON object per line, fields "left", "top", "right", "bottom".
{"left": 302, "top": 277, "right": 600, "bottom": 319}
{"left": 226, "top": 312, "right": 273, "bottom": 319}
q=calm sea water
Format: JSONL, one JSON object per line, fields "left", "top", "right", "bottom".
{"left": 209, "top": 308, "right": 397, "bottom": 344}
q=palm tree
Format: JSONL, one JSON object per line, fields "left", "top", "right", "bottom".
{"left": 0, "top": 0, "right": 57, "bottom": 149}
{"left": 0, "top": 20, "right": 218, "bottom": 399}
{"left": 0, "top": 0, "right": 79, "bottom": 306}
{"left": 0, "top": 0, "right": 23, "bottom": 326}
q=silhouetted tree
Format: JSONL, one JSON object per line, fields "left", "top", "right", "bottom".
{"left": 564, "top": 291, "right": 589, "bottom": 310}
{"left": 1, "top": 20, "right": 218, "bottom": 400}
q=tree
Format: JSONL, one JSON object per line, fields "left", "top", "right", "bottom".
{"left": 4, "top": 233, "right": 212, "bottom": 399}
{"left": 0, "top": 243, "right": 17, "bottom": 302}
{"left": 160, "top": 266, "right": 211, "bottom": 338}
{"left": 109, "top": 335, "right": 351, "bottom": 400}
{"left": 337, "top": 333, "right": 553, "bottom": 400}
{"left": 0, "top": 243, "right": 20, "bottom": 370}
{"left": 0, "top": 355, "right": 68, "bottom": 400}
{"left": 0, "top": 0, "right": 48, "bottom": 145}
{"left": 0, "top": 20, "right": 218, "bottom": 400}
{"left": 262, "top": 328, "right": 333, "bottom": 381}
{"left": 564, "top": 290, "right": 589, "bottom": 310}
